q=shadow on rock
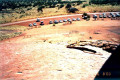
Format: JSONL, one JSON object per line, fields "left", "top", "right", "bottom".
{"left": 94, "top": 45, "right": 120, "bottom": 80}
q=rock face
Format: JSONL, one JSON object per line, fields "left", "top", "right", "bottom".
{"left": 0, "top": 42, "right": 111, "bottom": 80}
{"left": 67, "top": 40, "right": 119, "bottom": 53}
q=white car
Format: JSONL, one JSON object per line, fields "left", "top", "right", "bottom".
{"left": 72, "top": 18, "right": 76, "bottom": 21}
{"left": 29, "top": 23, "right": 33, "bottom": 27}
{"left": 77, "top": 18, "right": 80, "bottom": 21}
{"left": 36, "top": 18, "right": 40, "bottom": 22}
{"left": 54, "top": 20, "right": 58, "bottom": 24}
{"left": 63, "top": 19, "right": 67, "bottom": 22}
{"left": 67, "top": 18, "right": 72, "bottom": 22}
{"left": 33, "top": 23, "right": 37, "bottom": 26}
{"left": 59, "top": 20, "right": 63, "bottom": 23}
{"left": 49, "top": 20, "right": 53, "bottom": 24}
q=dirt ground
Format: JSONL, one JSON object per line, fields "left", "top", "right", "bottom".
{"left": 0, "top": 18, "right": 120, "bottom": 80}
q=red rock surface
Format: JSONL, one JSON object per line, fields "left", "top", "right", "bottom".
{"left": 0, "top": 18, "right": 120, "bottom": 80}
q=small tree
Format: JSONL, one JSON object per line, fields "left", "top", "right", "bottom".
{"left": 58, "top": 4, "right": 64, "bottom": 10}
{"left": 82, "top": 4, "right": 89, "bottom": 8}
{"left": 0, "top": 7, "right": 2, "bottom": 11}
{"left": 65, "top": 3, "right": 71, "bottom": 9}
{"left": 83, "top": 12, "right": 88, "bottom": 16}
{"left": 82, "top": 12, "right": 90, "bottom": 20}
{"left": 68, "top": 8, "right": 79, "bottom": 13}
{"left": 60, "top": 4, "right": 64, "bottom": 8}
{"left": 37, "top": 6, "right": 43, "bottom": 12}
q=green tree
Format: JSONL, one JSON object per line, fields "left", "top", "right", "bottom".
{"left": 65, "top": 3, "right": 71, "bottom": 9}
{"left": 59, "top": 4, "right": 64, "bottom": 8}
{"left": 37, "top": 6, "right": 44, "bottom": 12}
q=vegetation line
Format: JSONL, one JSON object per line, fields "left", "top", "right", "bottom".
{"left": 0, "top": 0, "right": 120, "bottom": 24}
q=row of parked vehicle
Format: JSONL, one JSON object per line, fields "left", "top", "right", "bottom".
{"left": 29, "top": 12, "right": 120, "bottom": 27}
{"left": 29, "top": 21, "right": 44, "bottom": 27}
{"left": 49, "top": 18, "right": 80, "bottom": 24}
{"left": 29, "top": 18, "right": 81, "bottom": 27}
{"left": 93, "top": 12, "right": 120, "bottom": 20}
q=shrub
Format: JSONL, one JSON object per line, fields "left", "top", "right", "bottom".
{"left": 20, "top": 10, "right": 25, "bottom": 14}
{"left": 37, "top": 6, "right": 44, "bottom": 12}
{"left": 60, "top": 4, "right": 64, "bottom": 8}
{"left": 82, "top": 4, "right": 89, "bottom": 8}
{"left": 65, "top": 3, "right": 72, "bottom": 9}
{"left": 27, "top": 8, "right": 32, "bottom": 10}
{"left": 72, "top": 3, "right": 76, "bottom": 6}
{"left": 82, "top": 13, "right": 90, "bottom": 20}
{"left": 68, "top": 8, "right": 79, "bottom": 13}
{"left": 53, "top": 23, "right": 55, "bottom": 26}
{"left": 83, "top": 12, "right": 88, "bottom": 16}
{"left": 19, "top": 15, "right": 25, "bottom": 18}
{"left": 77, "top": 1, "right": 82, "bottom": 5}
{"left": 87, "top": 15, "right": 90, "bottom": 18}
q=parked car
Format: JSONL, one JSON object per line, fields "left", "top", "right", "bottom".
{"left": 29, "top": 23, "right": 33, "bottom": 27}
{"left": 36, "top": 18, "right": 40, "bottom": 22}
{"left": 110, "top": 13, "right": 116, "bottom": 18}
{"left": 115, "top": 13, "right": 120, "bottom": 17}
{"left": 40, "top": 21, "right": 44, "bottom": 25}
{"left": 99, "top": 14, "right": 103, "bottom": 18}
{"left": 110, "top": 12, "right": 114, "bottom": 15}
{"left": 107, "top": 15, "right": 111, "bottom": 18}
{"left": 93, "top": 14, "right": 97, "bottom": 20}
{"left": 83, "top": 16, "right": 87, "bottom": 19}
{"left": 54, "top": 20, "right": 58, "bottom": 24}
{"left": 67, "top": 18, "right": 72, "bottom": 22}
{"left": 33, "top": 23, "right": 37, "bottom": 26}
{"left": 63, "top": 19, "right": 67, "bottom": 22}
{"left": 77, "top": 18, "right": 80, "bottom": 21}
{"left": 59, "top": 20, "right": 63, "bottom": 23}
{"left": 112, "top": 14, "right": 116, "bottom": 18}
{"left": 49, "top": 20, "right": 53, "bottom": 24}
{"left": 103, "top": 13, "right": 107, "bottom": 18}
{"left": 72, "top": 18, "right": 76, "bottom": 21}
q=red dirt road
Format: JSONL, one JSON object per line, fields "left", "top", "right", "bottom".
{"left": 1, "top": 12, "right": 118, "bottom": 27}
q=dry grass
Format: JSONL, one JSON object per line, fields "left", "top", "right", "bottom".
{"left": 0, "top": 32, "right": 22, "bottom": 41}
{"left": 76, "top": 4, "right": 120, "bottom": 13}
{"left": 0, "top": 25, "right": 28, "bottom": 31}
{"left": 0, "top": 7, "right": 68, "bottom": 24}
{"left": 0, "top": 25, "right": 28, "bottom": 41}
{"left": 0, "top": 4, "right": 120, "bottom": 24}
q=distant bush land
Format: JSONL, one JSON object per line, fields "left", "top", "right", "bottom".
{"left": 0, "top": 0, "right": 120, "bottom": 24}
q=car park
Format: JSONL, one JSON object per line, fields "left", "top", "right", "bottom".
{"left": 49, "top": 20, "right": 53, "bottom": 24}
{"left": 54, "top": 20, "right": 58, "bottom": 24}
